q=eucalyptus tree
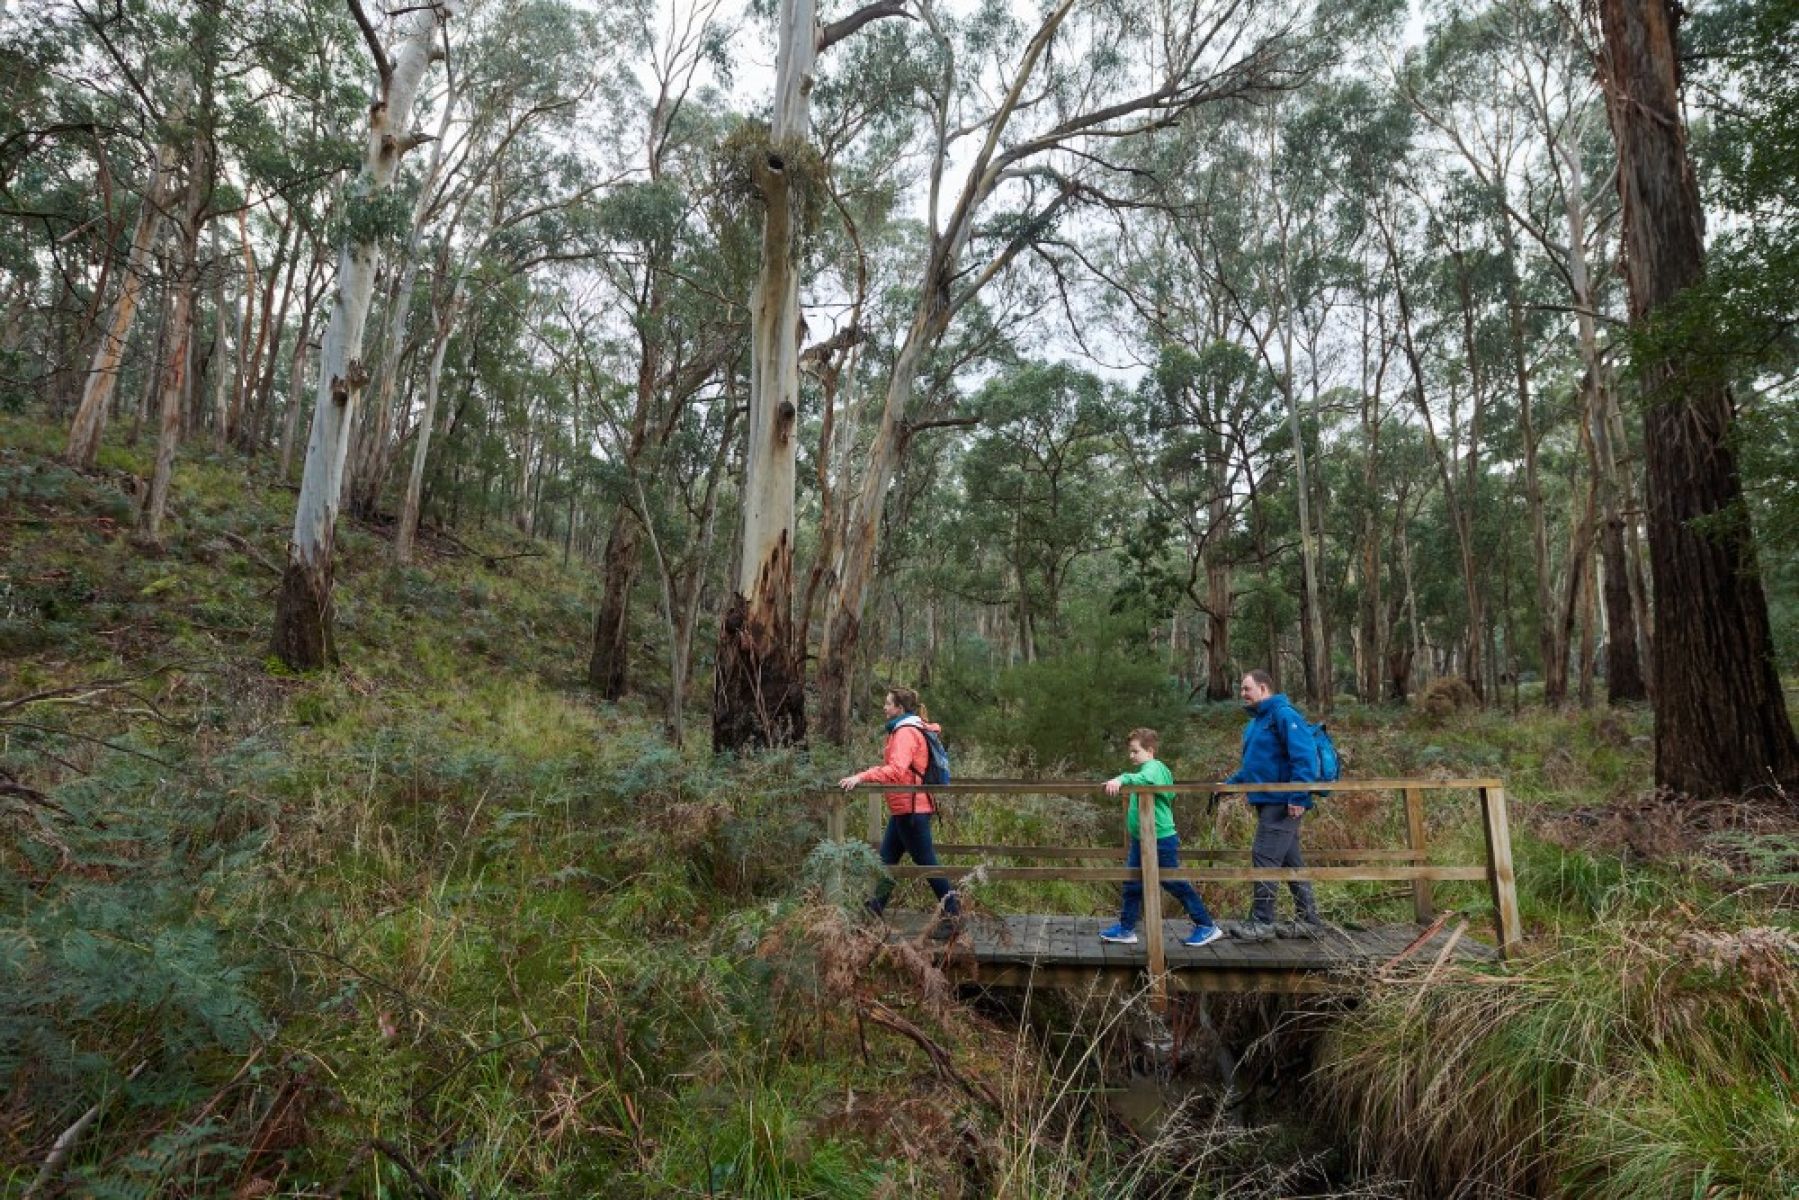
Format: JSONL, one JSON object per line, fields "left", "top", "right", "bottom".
{"left": 1119, "top": 338, "right": 1283, "bottom": 700}
{"left": 351, "top": 0, "right": 615, "bottom": 562}
{"left": 0, "top": 0, "right": 185, "bottom": 454}
{"left": 1281, "top": 78, "right": 1413, "bottom": 701}
{"left": 1401, "top": 0, "right": 1650, "bottom": 704}
{"left": 1, "top": 0, "right": 148, "bottom": 418}
{"left": 63, "top": 77, "right": 182, "bottom": 466}
{"left": 348, "top": 0, "right": 606, "bottom": 528}
{"left": 587, "top": 0, "right": 736, "bottom": 701}
{"left": 1091, "top": 147, "right": 1270, "bottom": 698}
{"left": 1187, "top": 94, "right": 1366, "bottom": 709}
{"left": 810, "top": 0, "right": 1327, "bottom": 745}
{"left": 1593, "top": 0, "right": 1799, "bottom": 794}
{"left": 952, "top": 362, "right": 1121, "bottom": 660}
{"left": 536, "top": 255, "right": 746, "bottom": 744}
{"left": 1683, "top": 0, "right": 1799, "bottom": 674}
{"left": 791, "top": 17, "right": 940, "bottom": 676}
{"left": 713, "top": 0, "right": 913, "bottom": 752}
{"left": 273, "top": 0, "right": 458, "bottom": 668}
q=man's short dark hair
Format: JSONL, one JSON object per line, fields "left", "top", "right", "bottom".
{"left": 1246, "top": 669, "right": 1275, "bottom": 690}
{"left": 887, "top": 686, "right": 919, "bottom": 713}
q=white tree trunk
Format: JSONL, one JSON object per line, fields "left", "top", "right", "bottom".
{"left": 274, "top": 1, "right": 456, "bottom": 666}
{"left": 713, "top": 0, "right": 815, "bottom": 750}
{"left": 348, "top": 98, "right": 452, "bottom": 517}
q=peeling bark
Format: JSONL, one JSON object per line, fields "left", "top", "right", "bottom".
{"left": 713, "top": 0, "right": 816, "bottom": 750}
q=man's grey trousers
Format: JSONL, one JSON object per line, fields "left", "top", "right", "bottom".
{"left": 1251, "top": 803, "right": 1320, "bottom": 924}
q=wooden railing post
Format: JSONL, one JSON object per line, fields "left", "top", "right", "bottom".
{"left": 1403, "top": 786, "right": 1433, "bottom": 923}
{"left": 1479, "top": 784, "right": 1523, "bottom": 958}
{"left": 827, "top": 800, "right": 845, "bottom": 843}
{"left": 1135, "top": 789, "right": 1167, "bottom": 1011}
{"left": 866, "top": 791, "right": 884, "bottom": 846}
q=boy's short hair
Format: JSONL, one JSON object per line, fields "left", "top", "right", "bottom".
{"left": 887, "top": 686, "right": 920, "bottom": 713}
{"left": 1126, "top": 727, "right": 1159, "bottom": 752}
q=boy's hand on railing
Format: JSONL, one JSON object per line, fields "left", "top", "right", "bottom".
{"left": 1102, "top": 776, "right": 1123, "bottom": 797}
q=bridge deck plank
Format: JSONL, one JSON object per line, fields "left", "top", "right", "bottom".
{"left": 884, "top": 913, "right": 1494, "bottom": 984}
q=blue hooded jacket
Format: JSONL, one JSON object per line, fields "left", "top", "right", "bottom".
{"left": 1225, "top": 693, "right": 1317, "bottom": 808}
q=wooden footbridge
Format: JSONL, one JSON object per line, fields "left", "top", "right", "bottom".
{"left": 827, "top": 779, "right": 1522, "bottom": 1000}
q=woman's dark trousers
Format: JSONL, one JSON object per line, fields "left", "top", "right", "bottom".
{"left": 869, "top": 813, "right": 960, "bottom": 916}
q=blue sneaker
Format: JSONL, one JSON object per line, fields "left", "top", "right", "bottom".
{"left": 1183, "top": 924, "right": 1224, "bottom": 948}
{"left": 1098, "top": 923, "right": 1139, "bottom": 944}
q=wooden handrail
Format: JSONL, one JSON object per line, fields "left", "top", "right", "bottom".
{"left": 835, "top": 778, "right": 1503, "bottom": 795}
{"left": 823, "top": 777, "right": 1524, "bottom": 972}
{"left": 880, "top": 865, "right": 1490, "bottom": 883}
{"left": 931, "top": 844, "right": 1426, "bottom": 862}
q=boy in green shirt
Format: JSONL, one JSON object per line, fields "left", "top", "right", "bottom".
{"left": 1098, "top": 727, "right": 1223, "bottom": 948}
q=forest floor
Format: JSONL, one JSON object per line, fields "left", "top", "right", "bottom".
{"left": 3, "top": 413, "right": 1796, "bottom": 1198}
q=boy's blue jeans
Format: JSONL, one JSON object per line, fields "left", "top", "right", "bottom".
{"left": 869, "top": 813, "right": 960, "bottom": 916}
{"left": 1120, "top": 834, "right": 1213, "bottom": 928}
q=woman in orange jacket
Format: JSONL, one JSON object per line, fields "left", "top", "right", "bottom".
{"left": 838, "top": 686, "right": 960, "bottom": 934}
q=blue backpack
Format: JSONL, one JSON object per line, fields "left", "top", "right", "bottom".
{"left": 1311, "top": 723, "right": 1341, "bottom": 791}
{"left": 1279, "top": 711, "right": 1341, "bottom": 797}
{"left": 897, "top": 716, "right": 952, "bottom": 786}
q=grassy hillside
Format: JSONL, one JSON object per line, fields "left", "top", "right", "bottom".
{"left": 3, "top": 413, "right": 1795, "bottom": 1198}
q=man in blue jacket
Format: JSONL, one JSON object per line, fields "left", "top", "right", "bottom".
{"left": 1222, "top": 669, "right": 1322, "bottom": 941}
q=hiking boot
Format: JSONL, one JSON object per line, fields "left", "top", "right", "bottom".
{"left": 1098, "top": 923, "right": 1139, "bottom": 944}
{"left": 1183, "top": 924, "right": 1225, "bottom": 948}
{"left": 1230, "top": 920, "right": 1277, "bottom": 943}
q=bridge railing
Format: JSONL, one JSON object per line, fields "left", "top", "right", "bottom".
{"left": 827, "top": 779, "right": 1522, "bottom": 986}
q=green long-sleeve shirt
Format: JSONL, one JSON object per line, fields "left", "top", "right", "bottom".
{"left": 1117, "top": 758, "right": 1178, "bottom": 840}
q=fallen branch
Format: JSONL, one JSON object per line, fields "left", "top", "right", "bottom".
{"left": 430, "top": 527, "right": 545, "bottom": 569}
{"left": 224, "top": 531, "right": 284, "bottom": 577}
{"left": 25, "top": 1060, "right": 148, "bottom": 1199}
{"left": 370, "top": 1139, "right": 445, "bottom": 1200}
{"left": 0, "top": 719, "right": 173, "bottom": 766}
{"left": 0, "top": 664, "right": 191, "bottom": 715}
{"left": 861, "top": 1000, "right": 1001, "bottom": 1110}
{"left": 1404, "top": 920, "right": 1471, "bottom": 1019}
{"left": 1378, "top": 910, "right": 1452, "bottom": 977}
